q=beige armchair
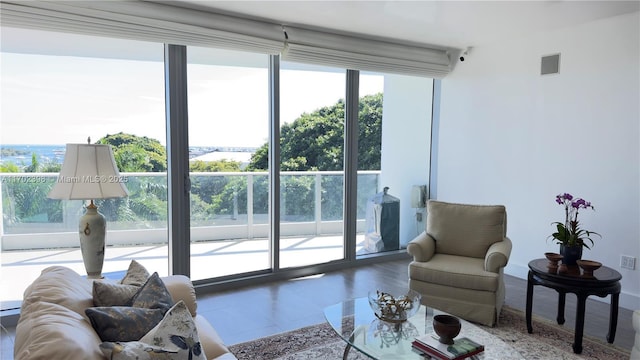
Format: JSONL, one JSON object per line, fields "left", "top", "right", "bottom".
{"left": 407, "top": 200, "right": 512, "bottom": 327}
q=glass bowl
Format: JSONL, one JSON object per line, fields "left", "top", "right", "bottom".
{"left": 368, "top": 289, "right": 422, "bottom": 323}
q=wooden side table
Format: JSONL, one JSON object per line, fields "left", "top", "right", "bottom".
{"left": 525, "top": 258, "right": 622, "bottom": 354}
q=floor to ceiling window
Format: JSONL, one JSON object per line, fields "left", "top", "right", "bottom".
{"left": 0, "top": 20, "right": 437, "bottom": 307}
{"left": 277, "top": 62, "right": 348, "bottom": 268}
{"left": 0, "top": 27, "right": 167, "bottom": 306}
{"left": 186, "top": 46, "right": 271, "bottom": 280}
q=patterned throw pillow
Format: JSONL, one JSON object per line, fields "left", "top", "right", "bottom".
{"left": 131, "top": 272, "right": 174, "bottom": 311}
{"left": 139, "top": 301, "right": 207, "bottom": 360}
{"left": 99, "top": 341, "right": 177, "bottom": 359}
{"left": 86, "top": 272, "right": 174, "bottom": 342}
{"left": 93, "top": 281, "right": 139, "bottom": 307}
{"left": 92, "top": 259, "right": 151, "bottom": 307}
{"left": 85, "top": 306, "right": 165, "bottom": 342}
{"left": 120, "top": 259, "right": 151, "bottom": 286}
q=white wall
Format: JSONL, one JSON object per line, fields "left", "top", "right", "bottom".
{"left": 380, "top": 74, "right": 433, "bottom": 246}
{"left": 436, "top": 12, "right": 639, "bottom": 310}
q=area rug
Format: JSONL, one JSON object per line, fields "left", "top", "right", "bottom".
{"left": 228, "top": 306, "right": 630, "bottom": 360}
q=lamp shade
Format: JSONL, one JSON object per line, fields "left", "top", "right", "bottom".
{"left": 48, "top": 143, "right": 128, "bottom": 200}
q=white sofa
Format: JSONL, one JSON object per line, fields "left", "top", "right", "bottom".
{"left": 14, "top": 266, "right": 237, "bottom": 360}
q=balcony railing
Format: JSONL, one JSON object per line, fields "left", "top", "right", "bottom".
{"left": 0, "top": 171, "right": 381, "bottom": 250}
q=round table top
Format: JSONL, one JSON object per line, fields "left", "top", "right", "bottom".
{"left": 528, "top": 258, "right": 622, "bottom": 285}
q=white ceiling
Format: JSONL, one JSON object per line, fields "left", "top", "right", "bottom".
{"left": 178, "top": 1, "right": 640, "bottom": 49}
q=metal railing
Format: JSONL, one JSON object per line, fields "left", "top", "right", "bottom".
{"left": 0, "top": 171, "right": 380, "bottom": 250}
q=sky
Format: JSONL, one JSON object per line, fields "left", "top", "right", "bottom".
{"left": 1, "top": 28, "right": 383, "bottom": 148}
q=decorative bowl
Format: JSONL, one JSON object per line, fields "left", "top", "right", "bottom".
{"left": 577, "top": 260, "right": 602, "bottom": 276}
{"left": 368, "top": 289, "right": 421, "bottom": 323}
{"left": 433, "top": 314, "right": 461, "bottom": 345}
{"left": 544, "top": 252, "right": 563, "bottom": 263}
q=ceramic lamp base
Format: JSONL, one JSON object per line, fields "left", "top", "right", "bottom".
{"left": 79, "top": 203, "right": 106, "bottom": 279}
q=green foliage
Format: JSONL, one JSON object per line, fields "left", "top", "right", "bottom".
{"left": 247, "top": 93, "right": 382, "bottom": 171}
{"left": 357, "top": 93, "right": 383, "bottom": 170}
{"left": 247, "top": 145, "right": 268, "bottom": 172}
{"left": 24, "top": 153, "right": 39, "bottom": 173}
{"left": 97, "top": 133, "right": 167, "bottom": 172}
{"left": 0, "top": 162, "right": 20, "bottom": 173}
{"left": 190, "top": 160, "right": 241, "bottom": 172}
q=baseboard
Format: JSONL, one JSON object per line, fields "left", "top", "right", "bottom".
{"left": 505, "top": 262, "right": 639, "bottom": 311}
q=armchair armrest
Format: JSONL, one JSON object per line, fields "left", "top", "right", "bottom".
{"left": 407, "top": 231, "right": 436, "bottom": 262}
{"left": 484, "top": 236, "right": 512, "bottom": 273}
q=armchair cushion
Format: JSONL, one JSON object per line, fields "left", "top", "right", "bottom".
{"left": 427, "top": 200, "right": 506, "bottom": 258}
{"left": 409, "top": 254, "right": 499, "bottom": 292}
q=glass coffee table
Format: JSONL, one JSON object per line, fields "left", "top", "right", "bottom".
{"left": 324, "top": 297, "right": 524, "bottom": 360}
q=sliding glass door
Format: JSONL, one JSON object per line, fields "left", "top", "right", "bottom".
{"left": 278, "top": 62, "right": 347, "bottom": 268}
{"left": 186, "top": 46, "right": 271, "bottom": 280}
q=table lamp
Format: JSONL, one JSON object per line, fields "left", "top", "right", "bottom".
{"left": 48, "top": 140, "right": 128, "bottom": 279}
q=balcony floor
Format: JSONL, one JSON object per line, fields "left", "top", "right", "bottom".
{"left": 1, "top": 235, "right": 368, "bottom": 307}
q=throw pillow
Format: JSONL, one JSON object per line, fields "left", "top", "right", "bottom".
{"left": 120, "top": 259, "right": 150, "bottom": 286}
{"left": 92, "top": 259, "right": 151, "bottom": 307}
{"left": 93, "top": 281, "right": 139, "bottom": 307}
{"left": 86, "top": 306, "right": 165, "bottom": 342}
{"left": 100, "top": 341, "right": 177, "bottom": 359}
{"left": 139, "top": 300, "right": 207, "bottom": 360}
{"left": 86, "top": 272, "right": 175, "bottom": 342}
{"left": 131, "top": 272, "right": 174, "bottom": 311}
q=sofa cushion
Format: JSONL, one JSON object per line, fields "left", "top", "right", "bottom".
{"left": 86, "top": 272, "right": 174, "bottom": 342}
{"left": 139, "top": 300, "right": 207, "bottom": 360}
{"left": 21, "top": 266, "right": 93, "bottom": 321}
{"left": 14, "top": 301, "right": 103, "bottom": 360}
{"left": 427, "top": 200, "right": 506, "bottom": 258}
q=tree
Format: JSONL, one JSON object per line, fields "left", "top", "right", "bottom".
{"left": 96, "top": 133, "right": 167, "bottom": 172}
{"left": 190, "top": 159, "right": 241, "bottom": 172}
{"left": 247, "top": 93, "right": 382, "bottom": 171}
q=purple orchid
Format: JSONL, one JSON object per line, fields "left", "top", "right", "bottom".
{"left": 549, "top": 192, "right": 601, "bottom": 249}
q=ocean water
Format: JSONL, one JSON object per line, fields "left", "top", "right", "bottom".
{"left": 0, "top": 144, "right": 256, "bottom": 168}
{"left": 0, "top": 144, "right": 66, "bottom": 166}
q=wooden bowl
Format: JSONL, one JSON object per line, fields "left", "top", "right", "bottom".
{"left": 577, "top": 260, "right": 601, "bottom": 275}
{"left": 433, "top": 314, "right": 461, "bottom": 345}
{"left": 545, "top": 252, "right": 563, "bottom": 263}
